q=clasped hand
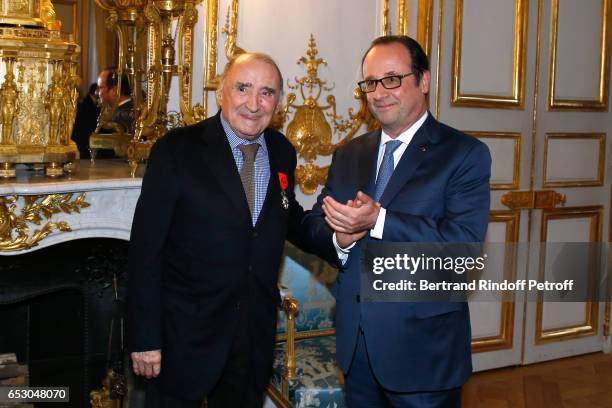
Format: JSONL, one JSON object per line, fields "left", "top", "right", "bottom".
{"left": 131, "top": 349, "right": 161, "bottom": 378}
{"left": 322, "top": 191, "right": 381, "bottom": 248}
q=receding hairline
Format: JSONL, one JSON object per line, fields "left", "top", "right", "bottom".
{"left": 361, "top": 42, "right": 411, "bottom": 69}
{"left": 360, "top": 36, "right": 430, "bottom": 84}
{"left": 219, "top": 52, "right": 284, "bottom": 93}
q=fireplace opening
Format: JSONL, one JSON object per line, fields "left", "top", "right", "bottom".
{"left": 0, "top": 238, "right": 128, "bottom": 407}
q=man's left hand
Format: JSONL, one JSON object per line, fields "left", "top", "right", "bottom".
{"left": 323, "top": 191, "right": 380, "bottom": 234}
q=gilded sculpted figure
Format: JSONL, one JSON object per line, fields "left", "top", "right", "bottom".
{"left": 40, "top": 0, "right": 61, "bottom": 30}
{"left": 0, "top": 60, "right": 18, "bottom": 145}
{"left": 15, "top": 62, "right": 46, "bottom": 145}
{"left": 46, "top": 68, "right": 65, "bottom": 145}
{"left": 63, "top": 63, "right": 79, "bottom": 144}
{"left": 0, "top": 0, "right": 78, "bottom": 177}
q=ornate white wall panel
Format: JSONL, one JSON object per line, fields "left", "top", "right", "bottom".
{"left": 542, "top": 302, "right": 590, "bottom": 331}
{"left": 470, "top": 303, "right": 503, "bottom": 338}
{"left": 451, "top": 0, "right": 527, "bottom": 108}
{"left": 553, "top": 0, "right": 604, "bottom": 100}
{"left": 546, "top": 216, "right": 592, "bottom": 242}
{"left": 471, "top": 212, "right": 521, "bottom": 371}
{"left": 548, "top": 0, "right": 610, "bottom": 110}
{"left": 536, "top": 208, "right": 601, "bottom": 344}
{"left": 544, "top": 133, "right": 605, "bottom": 187}
{"left": 470, "top": 132, "right": 521, "bottom": 190}
{"left": 486, "top": 217, "right": 508, "bottom": 242}
{"left": 233, "top": 0, "right": 376, "bottom": 105}
{"left": 470, "top": 220, "right": 506, "bottom": 339}
{"left": 458, "top": 0, "right": 515, "bottom": 94}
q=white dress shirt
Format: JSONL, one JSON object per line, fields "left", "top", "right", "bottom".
{"left": 333, "top": 111, "right": 429, "bottom": 263}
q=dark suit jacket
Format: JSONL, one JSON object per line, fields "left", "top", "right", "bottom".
{"left": 71, "top": 95, "right": 100, "bottom": 159}
{"left": 127, "top": 113, "right": 306, "bottom": 399}
{"left": 304, "top": 113, "right": 491, "bottom": 392}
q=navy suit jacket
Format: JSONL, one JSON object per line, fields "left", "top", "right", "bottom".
{"left": 127, "top": 113, "right": 306, "bottom": 399}
{"left": 304, "top": 113, "right": 491, "bottom": 392}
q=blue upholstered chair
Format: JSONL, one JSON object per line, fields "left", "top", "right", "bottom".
{"left": 267, "top": 243, "right": 345, "bottom": 408}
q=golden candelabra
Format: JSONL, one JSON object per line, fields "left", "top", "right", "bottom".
{"left": 92, "top": 0, "right": 206, "bottom": 175}
{"left": 0, "top": 0, "right": 80, "bottom": 177}
{"left": 90, "top": 0, "right": 146, "bottom": 161}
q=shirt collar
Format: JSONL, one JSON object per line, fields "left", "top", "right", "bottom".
{"left": 380, "top": 111, "right": 428, "bottom": 147}
{"left": 220, "top": 114, "right": 267, "bottom": 152}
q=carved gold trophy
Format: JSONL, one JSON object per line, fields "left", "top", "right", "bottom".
{"left": 0, "top": 0, "right": 80, "bottom": 177}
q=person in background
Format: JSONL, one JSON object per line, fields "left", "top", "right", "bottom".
{"left": 71, "top": 82, "right": 100, "bottom": 159}
{"left": 97, "top": 67, "right": 135, "bottom": 135}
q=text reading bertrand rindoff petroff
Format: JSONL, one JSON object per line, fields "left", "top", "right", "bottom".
{"left": 359, "top": 242, "right": 610, "bottom": 302}
{"left": 369, "top": 253, "right": 574, "bottom": 292}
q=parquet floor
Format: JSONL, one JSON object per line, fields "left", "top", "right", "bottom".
{"left": 462, "top": 352, "right": 612, "bottom": 408}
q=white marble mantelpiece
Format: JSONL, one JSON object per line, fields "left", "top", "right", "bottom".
{"left": 0, "top": 160, "right": 145, "bottom": 255}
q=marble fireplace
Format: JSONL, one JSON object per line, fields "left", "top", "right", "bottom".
{"left": 0, "top": 160, "right": 142, "bottom": 407}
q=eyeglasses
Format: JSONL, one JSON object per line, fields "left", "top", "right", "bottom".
{"left": 358, "top": 73, "right": 414, "bottom": 93}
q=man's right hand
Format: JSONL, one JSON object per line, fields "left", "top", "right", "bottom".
{"left": 131, "top": 350, "right": 162, "bottom": 378}
{"left": 335, "top": 198, "right": 368, "bottom": 248}
{"left": 323, "top": 191, "right": 381, "bottom": 234}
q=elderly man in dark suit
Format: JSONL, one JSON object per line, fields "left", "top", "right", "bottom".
{"left": 304, "top": 35, "right": 491, "bottom": 407}
{"left": 128, "top": 52, "right": 307, "bottom": 408}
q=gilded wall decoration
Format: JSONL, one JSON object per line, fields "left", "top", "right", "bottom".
{"left": 0, "top": 193, "right": 89, "bottom": 251}
{"left": 221, "top": 0, "right": 244, "bottom": 60}
{"left": 279, "top": 35, "right": 369, "bottom": 195}
{"left": 203, "top": 0, "right": 219, "bottom": 90}
{"left": 216, "top": 3, "right": 378, "bottom": 194}
{"left": 90, "top": 368, "right": 126, "bottom": 408}
{"left": 382, "top": 0, "right": 390, "bottom": 35}
{"left": 93, "top": 0, "right": 206, "bottom": 175}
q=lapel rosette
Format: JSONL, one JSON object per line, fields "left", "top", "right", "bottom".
{"left": 278, "top": 172, "right": 289, "bottom": 210}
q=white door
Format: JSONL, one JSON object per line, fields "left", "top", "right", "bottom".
{"left": 421, "top": 0, "right": 611, "bottom": 370}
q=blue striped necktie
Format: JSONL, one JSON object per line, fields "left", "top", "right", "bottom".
{"left": 374, "top": 140, "right": 402, "bottom": 202}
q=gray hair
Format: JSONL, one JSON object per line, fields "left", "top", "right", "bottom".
{"left": 218, "top": 52, "right": 284, "bottom": 94}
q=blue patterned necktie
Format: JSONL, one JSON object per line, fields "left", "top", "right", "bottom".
{"left": 374, "top": 140, "right": 402, "bottom": 202}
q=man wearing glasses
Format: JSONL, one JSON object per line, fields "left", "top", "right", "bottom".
{"left": 97, "top": 67, "right": 135, "bottom": 134}
{"left": 304, "top": 36, "right": 491, "bottom": 407}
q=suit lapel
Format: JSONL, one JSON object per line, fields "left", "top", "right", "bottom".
{"left": 378, "top": 114, "right": 441, "bottom": 207}
{"left": 256, "top": 130, "right": 281, "bottom": 228}
{"left": 358, "top": 130, "right": 382, "bottom": 197}
{"left": 200, "top": 114, "right": 252, "bottom": 225}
